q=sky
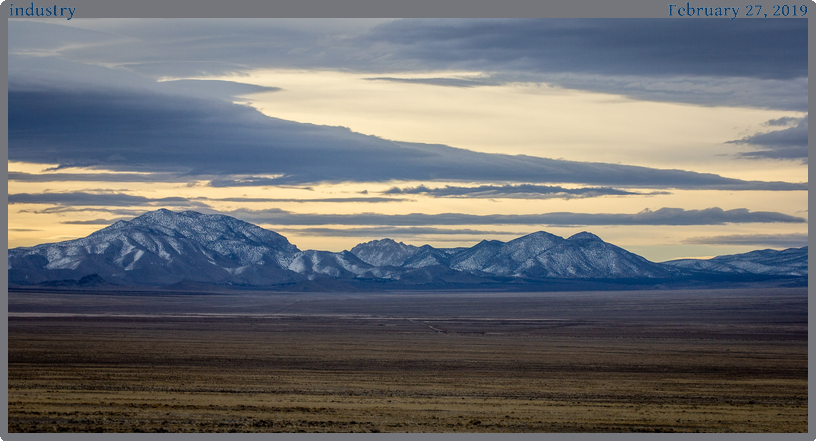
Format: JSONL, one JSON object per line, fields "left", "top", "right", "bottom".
{"left": 7, "top": 18, "right": 808, "bottom": 262}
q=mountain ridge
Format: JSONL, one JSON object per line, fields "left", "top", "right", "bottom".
{"left": 8, "top": 209, "right": 807, "bottom": 290}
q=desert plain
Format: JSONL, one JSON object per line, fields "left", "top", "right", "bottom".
{"left": 7, "top": 287, "right": 807, "bottom": 433}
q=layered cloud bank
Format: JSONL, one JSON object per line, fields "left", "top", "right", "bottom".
{"left": 8, "top": 89, "right": 807, "bottom": 190}
{"left": 7, "top": 18, "right": 807, "bottom": 259}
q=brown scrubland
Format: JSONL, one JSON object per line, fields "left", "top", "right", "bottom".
{"left": 8, "top": 288, "right": 807, "bottom": 433}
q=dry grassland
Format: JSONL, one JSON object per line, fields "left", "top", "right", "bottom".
{"left": 8, "top": 288, "right": 808, "bottom": 433}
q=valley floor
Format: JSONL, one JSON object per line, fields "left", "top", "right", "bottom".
{"left": 7, "top": 287, "right": 808, "bottom": 433}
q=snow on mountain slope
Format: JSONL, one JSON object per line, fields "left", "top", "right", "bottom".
{"left": 287, "top": 250, "right": 373, "bottom": 279}
{"left": 664, "top": 246, "right": 808, "bottom": 276}
{"left": 450, "top": 231, "right": 672, "bottom": 278}
{"left": 8, "top": 209, "right": 807, "bottom": 287}
{"left": 402, "top": 245, "right": 453, "bottom": 269}
{"left": 350, "top": 238, "right": 419, "bottom": 267}
{"left": 9, "top": 209, "right": 301, "bottom": 285}
{"left": 449, "top": 240, "right": 505, "bottom": 272}
{"left": 517, "top": 233, "right": 673, "bottom": 278}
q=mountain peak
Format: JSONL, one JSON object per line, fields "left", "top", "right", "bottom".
{"left": 369, "top": 238, "right": 403, "bottom": 246}
{"left": 502, "top": 231, "right": 563, "bottom": 259}
{"left": 135, "top": 208, "right": 201, "bottom": 220}
{"left": 9, "top": 209, "right": 302, "bottom": 286}
{"left": 350, "top": 238, "right": 419, "bottom": 267}
{"left": 568, "top": 232, "right": 603, "bottom": 241}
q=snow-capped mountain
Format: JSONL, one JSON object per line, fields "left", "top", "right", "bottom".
{"left": 663, "top": 246, "right": 808, "bottom": 276}
{"left": 401, "top": 244, "right": 456, "bottom": 269}
{"left": 349, "top": 238, "right": 419, "bottom": 267}
{"left": 8, "top": 209, "right": 808, "bottom": 288}
{"left": 443, "top": 231, "right": 673, "bottom": 278}
{"left": 286, "top": 250, "right": 374, "bottom": 280}
{"left": 9, "top": 209, "right": 302, "bottom": 285}
{"left": 369, "top": 230, "right": 672, "bottom": 278}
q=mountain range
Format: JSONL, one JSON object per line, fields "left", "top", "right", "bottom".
{"left": 8, "top": 209, "right": 808, "bottom": 290}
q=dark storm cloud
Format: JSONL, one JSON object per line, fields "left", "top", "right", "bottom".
{"left": 276, "top": 227, "right": 520, "bottom": 237}
{"left": 9, "top": 19, "right": 808, "bottom": 110}
{"left": 384, "top": 184, "right": 665, "bottom": 199}
{"left": 229, "top": 207, "right": 806, "bottom": 227}
{"left": 683, "top": 233, "right": 808, "bottom": 248}
{"left": 726, "top": 117, "right": 808, "bottom": 162}
{"left": 8, "top": 88, "right": 807, "bottom": 190}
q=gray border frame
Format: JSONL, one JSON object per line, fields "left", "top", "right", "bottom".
{"left": 3, "top": 0, "right": 810, "bottom": 440}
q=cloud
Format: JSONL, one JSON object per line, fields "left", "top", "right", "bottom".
{"left": 364, "top": 77, "right": 494, "bottom": 88}
{"left": 60, "top": 218, "right": 132, "bottom": 225}
{"left": 158, "top": 79, "right": 281, "bottom": 99}
{"left": 8, "top": 192, "right": 193, "bottom": 207}
{"left": 8, "top": 191, "right": 403, "bottom": 209}
{"left": 9, "top": 19, "right": 807, "bottom": 110}
{"left": 8, "top": 171, "right": 191, "bottom": 183}
{"left": 18, "top": 207, "right": 158, "bottom": 216}
{"left": 207, "top": 177, "right": 320, "bottom": 189}
{"left": 229, "top": 207, "right": 806, "bottom": 227}
{"left": 359, "top": 19, "right": 808, "bottom": 110}
{"left": 30, "top": 19, "right": 805, "bottom": 80}
{"left": 726, "top": 117, "right": 808, "bottom": 162}
{"left": 544, "top": 73, "right": 808, "bottom": 112}
{"left": 207, "top": 176, "right": 289, "bottom": 187}
{"left": 12, "top": 19, "right": 387, "bottom": 81}
{"left": 8, "top": 52, "right": 281, "bottom": 104}
{"left": 8, "top": 192, "right": 211, "bottom": 209}
{"left": 682, "top": 233, "right": 808, "bottom": 248}
{"left": 766, "top": 116, "right": 801, "bottom": 126}
{"left": 384, "top": 184, "right": 666, "bottom": 199}
{"left": 364, "top": 19, "right": 806, "bottom": 80}
{"left": 8, "top": 88, "right": 807, "bottom": 190}
{"left": 365, "top": 73, "right": 808, "bottom": 112}
{"left": 197, "top": 197, "right": 406, "bottom": 204}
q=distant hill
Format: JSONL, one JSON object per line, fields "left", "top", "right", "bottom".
{"left": 663, "top": 246, "right": 808, "bottom": 277}
{"left": 8, "top": 209, "right": 807, "bottom": 290}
